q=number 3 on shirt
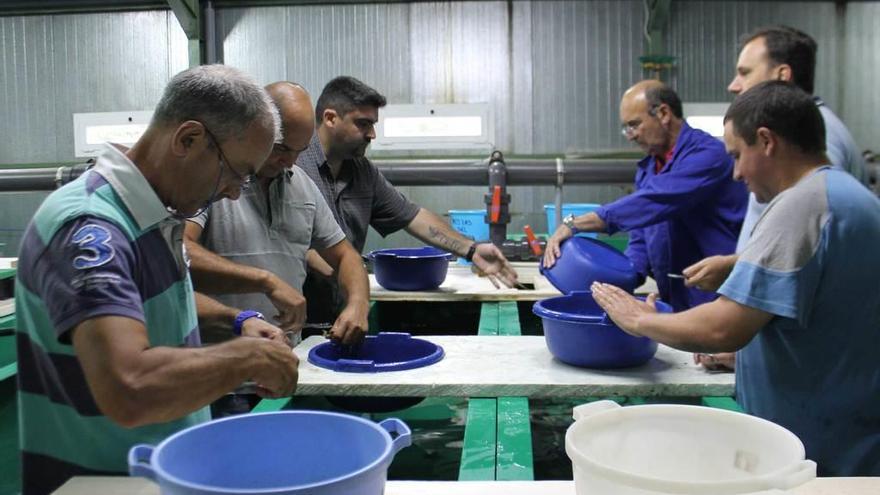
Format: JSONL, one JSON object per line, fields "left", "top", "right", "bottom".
{"left": 71, "top": 224, "right": 115, "bottom": 270}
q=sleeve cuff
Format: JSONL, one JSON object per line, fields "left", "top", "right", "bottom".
{"left": 595, "top": 206, "right": 618, "bottom": 234}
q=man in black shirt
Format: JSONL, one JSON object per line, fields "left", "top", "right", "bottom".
{"left": 297, "top": 76, "right": 518, "bottom": 322}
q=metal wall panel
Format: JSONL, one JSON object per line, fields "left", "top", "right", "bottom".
{"left": 668, "top": 1, "right": 842, "bottom": 111}
{"left": 843, "top": 2, "right": 880, "bottom": 149}
{"left": 218, "top": 3, "right": 411, "bottom": 102}
{"left": 0, "top": 10, "right": 188, "bottom": 165}
{"left": 0, "top": 10, "right": 187, "bottom": 252}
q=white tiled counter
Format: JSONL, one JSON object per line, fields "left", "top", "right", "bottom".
{"left": 291, "top": 335, "right": 734, "bottom": 398}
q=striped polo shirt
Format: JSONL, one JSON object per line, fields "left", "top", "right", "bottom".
{"left": 15, "top": 144, "right": 209, "bottom": 494}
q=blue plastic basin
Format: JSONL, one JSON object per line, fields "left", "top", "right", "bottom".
{"left": 540, "top": 236, "right": 639, "bottom": 294}
{"left": 532, "top": 291, "right": 672, "bottom": 368}
{"left": 368, "top": 247, "right": 453, "bottom": 291}
{"left": 129, "top": 411, "right": 411, "bottom": 494}
{"left": 311, "top": 333, "right": 444, "bottom": 413}
{"left": 309, "top": 332, "right": 444, "bottom": 373}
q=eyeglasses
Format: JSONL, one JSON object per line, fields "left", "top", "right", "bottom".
{"left": 272, "top": 141, "right": 309, "bottom": 155}
{"left": 202, "top": 126, "right": 256, "bottom": 190}
{"left": 620, "top": 105, "right": 660, "bottom": 137}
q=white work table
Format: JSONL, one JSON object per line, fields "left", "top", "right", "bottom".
{"left": 369, "top": 262, "right": 658, "bottom": 301}
{"left": 291, "top": 335, "right": 733, "bottom": 398}
{"left": 53, "top": 477, "right": 880, "bottom": 495}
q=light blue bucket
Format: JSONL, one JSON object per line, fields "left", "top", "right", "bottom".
{"left": 129, "top": 410, "right": 411, "bottom": 495}
{"left": 449, "top": 209, "right": 489, "bottom": 265}
{"left": 544, "top": 203, "right": 600, "bottom": 238}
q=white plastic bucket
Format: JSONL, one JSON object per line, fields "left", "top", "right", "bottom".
{"left": 565, "top": 400, "right": 816, "bottom": 495}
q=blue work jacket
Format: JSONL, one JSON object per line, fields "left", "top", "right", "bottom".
{"left": 595, "top": 123, "right": 747, "bottom": 311}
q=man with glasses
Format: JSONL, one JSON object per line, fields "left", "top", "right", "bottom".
{"left": 544, "top": 80, "right": 747, "bottom": 311}
{"left": 592, "top": 82, "right": 880, "bottom": 476}
{"left": 184, "top": 82, "right": 369, "bottom": 354}
{"left": 14, "top": 65, "right": 299, "bottom": 494}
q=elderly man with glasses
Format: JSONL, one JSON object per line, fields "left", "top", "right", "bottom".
{"left": 14, "top": 65, "right": 300, "bottom": 495}
{"left": 544, "top": 80, "right": 747, "bottom": 311}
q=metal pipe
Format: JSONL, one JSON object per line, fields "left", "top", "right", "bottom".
{"left": 0, "top": 157, "right": 637, "bottom": 192}
{"left": 0, "top": 165, "right": 90, "bottom": 192}
{"left": 554, "top": 157, "right": 564, "bottom": 231}
{"left": 372, "top": 157, "right": 637, "bottom": 186}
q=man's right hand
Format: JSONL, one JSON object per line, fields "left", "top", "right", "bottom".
{"left": 683, "top": 254, "right": 738, "bottom": 292}
{"left": 248, "top": 338, "right": 299, "bottom": 398}
{"left": 542, "top": 225, "right": 574, "bottom": 268}
{"left": 264, "top": 274, "right": 307, "bottom": 333}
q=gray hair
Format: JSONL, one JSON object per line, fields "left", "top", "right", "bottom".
{"left": 152, "top": 64, "right": 281, "bottom": 143}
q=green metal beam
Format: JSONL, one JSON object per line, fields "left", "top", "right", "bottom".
{"left": 0, "top": 363, "right": 16, "bottom": 382}
{"left": 458, "top": 397, "right": 497, "bottom": 481}
{"left": 496, "top": 396, "right": 533, "bottom": 480}
{"left": 167, "top": 0, "right": 204, "bottom": 67}
{"left": 702, "top": 396, "right": 743, "bottom": 412}
{"left": 251, "top": 397, "right": 290, "bottom": 413}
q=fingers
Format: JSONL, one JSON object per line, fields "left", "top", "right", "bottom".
{"left": 646, "top": 292, "right": 658, "bottom": 308}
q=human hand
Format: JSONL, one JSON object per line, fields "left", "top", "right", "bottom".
{"left": 590, "top": 282, "right": 658, "bottom": 336}
{"left": 240, "top": 317, "right": 287, "bottom": 344}
{"left": 248, "top": 338, "right": 299, "bottom": 398}
{"left": 329, "top": 300, "right": 369, "bottom": 345}
{"left": 693, "top": 352, "right": 735, "bottom": 372}
{"left": 542, "top": 225, "right": 573, "bottom": 268}
{"left": 682, "top": 255, "right": 737, "bottom": 292}
{"left": 265, "top": 275, "right": 307, "bottom": 333}
{"left": 472, "top": 243, "right": 519, "bottom": 288}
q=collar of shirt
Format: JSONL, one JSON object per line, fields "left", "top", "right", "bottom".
{"left": 92, "top": 143, "right": 173, "bottom": 230}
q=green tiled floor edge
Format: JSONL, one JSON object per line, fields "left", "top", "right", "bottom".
{"left": 702, "top": 396, "right": 743, "bottom": 412}
{"left": 460, "top": 302, "right": 534, "bottom": 481}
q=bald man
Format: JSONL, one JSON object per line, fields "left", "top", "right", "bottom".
{"left": 184, "top": 82, "right": 369, "bottom": 354}
{"left": 544, "top": 80, "right": 747, "bottom": 311}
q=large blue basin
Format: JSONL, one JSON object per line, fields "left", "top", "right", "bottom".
{"left": 533, "top": 291, "right": 672, "bottom": 368}
{"left": 540, "top": 236, "right": 639, "bottom": 294}
{"left": 368, "top": 247, "right": 454, "bottom": 291}
{"left": 129, "top": 411, "right": 411, "bottom": 494}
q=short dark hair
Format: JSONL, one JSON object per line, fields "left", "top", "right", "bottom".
{"left": 740, "top": 25, "right": 817, "bottom": 94}
{"left": 315, "top": 76, "right": 387, "bottom": 124}
{"left": 724, "top": 80, "right": 825, "bottom": 155}
{"left": 644, "top": 83, "right": 683, "bottom": 119}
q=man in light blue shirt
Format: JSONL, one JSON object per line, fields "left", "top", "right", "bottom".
{"left": 591, "top": 81, "right": 880, "bottom": 477}
{"left": 684, "top": 26, "right": 869, "bottom": 371}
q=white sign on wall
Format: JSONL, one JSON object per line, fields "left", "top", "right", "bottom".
{"left": 372, "top": 103, "right": 494, "bottom": 151}
{"left": 683, "top": 103, "right": 729, "bottom": 140}
{"left": 73, "top": 111, "right": 153, "bottom": 157}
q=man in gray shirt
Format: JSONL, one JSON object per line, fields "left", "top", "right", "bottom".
{"left": 297, "top": 76, "right": 518, "bottom": 323}
{"left": 185, "top": 82, "right": 369, "bottom": 346}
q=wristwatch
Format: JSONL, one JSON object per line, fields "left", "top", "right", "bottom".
{"left": 465, "top": 242, "right": 480, "bottom": 262}
{"left": 233, "top": 310, "right": 265, "bottom": 336}
{"left": 562, "top": 213, "right": 578, "bottom": 234}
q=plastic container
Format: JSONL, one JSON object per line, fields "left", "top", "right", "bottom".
{"left": 311, "top": 332, "right": 444, "bottom": 413}
{"left": 544, "top": 203, "right": 600, "bottom": 238}
{"left": 129, "top": 411, "right": 411, "bottom": 495}
{"left": 367, "top": 247, "right": 454, "bottom": 291}
{"left": 566, "top": 400, "right": 816, "bottom": 495}
{"left": 540, "top": 236, "right": 639, "bottom": 294}
{"left": 449, "top": 209, "right": 489, "bottom": 242}
{"left": 308, "top": 332, "right": 445, "bottom": 373}
{"left": 533, "top": 291, "right": 670, "bottom": 368}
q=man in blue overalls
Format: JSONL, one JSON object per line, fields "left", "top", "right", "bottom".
{"left": 544, "top": 80, "right": 747, "bottom": 312}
